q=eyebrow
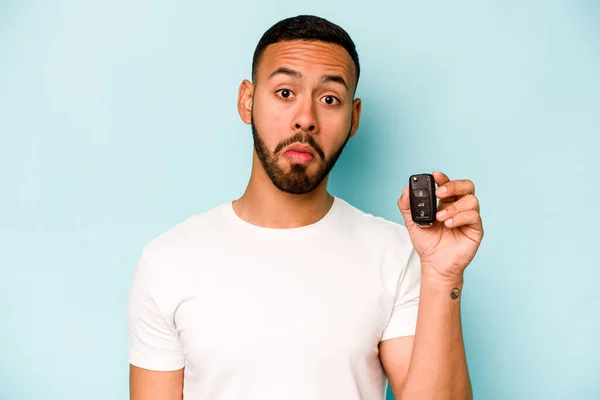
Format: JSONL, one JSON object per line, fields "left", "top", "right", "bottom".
{"left": 269, "top": 67, "right": 302, "bottom": 80}
{"left": 320, "top": 74, "right": 348, "bottom": 90}
{"left": 268, "top": 67, "right": 349, "bottom": 91}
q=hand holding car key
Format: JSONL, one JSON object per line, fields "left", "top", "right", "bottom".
{"left": 397, "top": 171, "right": 484, "bottom": 279}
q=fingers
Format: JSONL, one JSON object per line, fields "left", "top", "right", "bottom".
{"left": 432, "top": 171, "right": 458, "bottom": 203}
{"left": 432, "top": 170, "right": 451, "bottom": 186}
{"left": 439, "top": 209, "right": 481, "bottom": 229}
{"left": 435, "top": 194, "right": 480, "bottom": 224}
{"left": 435, "top": 177, "right": 475, "bottom": 202}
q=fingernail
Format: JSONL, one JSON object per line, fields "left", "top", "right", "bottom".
{"left": 437, "top": 187, "right": 447, "bottom": 195}
{"left": 445, "top": 218, "right": 453, "bottom": 226}
{"left": 437, "top": 210, "right": 447, "bottom": 218}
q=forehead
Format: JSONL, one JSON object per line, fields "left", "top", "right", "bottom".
{"left": 258, "top": 40, "right": 356, "bottom": 89}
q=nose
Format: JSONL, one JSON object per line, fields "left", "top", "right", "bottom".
{"left": 291, "top": 96, "right": 319, "bottom": 134}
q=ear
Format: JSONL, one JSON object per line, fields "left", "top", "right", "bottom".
{"left": 237, "top": 79, "right": 254, "bottom": 124}
{"left": 348, "top": 97, "right": 362, "bottom": 139}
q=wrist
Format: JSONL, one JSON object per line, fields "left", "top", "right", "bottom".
{"left": 421, "top": 266, "right": 465, "bottom": 287}
{"left": 421, "top": 270, "right": 465, "bottom": 301}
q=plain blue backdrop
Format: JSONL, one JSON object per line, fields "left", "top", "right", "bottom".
{"left": 1, "top": 1, "right": 599, "bottom": 399}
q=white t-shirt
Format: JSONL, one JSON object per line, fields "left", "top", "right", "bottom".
{"left": 128, "top": 196, "right": 421, "bottom": 400}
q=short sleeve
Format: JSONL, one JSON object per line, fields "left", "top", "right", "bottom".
{"left": 380, "top": 245, "right": 421, "bottom": 341}
{"left": 127, "top": 251, "right": 185, "bottom": 371}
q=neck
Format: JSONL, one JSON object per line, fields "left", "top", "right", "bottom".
{"left": 232, "top": 153, "right": 334, "bottom": 229}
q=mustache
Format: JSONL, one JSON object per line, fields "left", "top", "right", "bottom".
{"left": 274, "top": 133, "right": 326, "bottom": 160}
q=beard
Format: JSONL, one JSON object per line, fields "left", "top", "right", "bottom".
{"left": 251, "top": 119, "right": 352, "bottom": 195}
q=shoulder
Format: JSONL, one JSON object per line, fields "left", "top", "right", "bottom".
{"left": 140, "top": 202, "right": 230, "bottom": 264}
{"left": 335, "top": 197, "right": 413, "bottom": 250}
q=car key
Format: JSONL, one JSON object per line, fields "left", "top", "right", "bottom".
{"left": 409, "top": 173, "right": 437, "bottom": 227}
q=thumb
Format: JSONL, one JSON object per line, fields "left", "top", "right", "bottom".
{"left": 397, "top": 186, "right": 416, "bottom": 230}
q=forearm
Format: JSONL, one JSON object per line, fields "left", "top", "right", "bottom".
{"left": 400, "top": 271, "right": 472, "bottom": 400}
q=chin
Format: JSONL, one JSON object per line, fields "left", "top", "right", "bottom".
{"left": 282, "top": 157, "right": 319, "bottom": 169}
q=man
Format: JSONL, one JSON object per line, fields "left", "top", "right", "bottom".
{"left": 128, "top": 15, "right": 483, "bottom": 400}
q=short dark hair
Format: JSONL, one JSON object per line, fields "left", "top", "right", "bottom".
{"left": 252, "top": 15, "right": 360, "bottom": 90}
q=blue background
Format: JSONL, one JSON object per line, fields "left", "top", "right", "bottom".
{"left": 1, "top": 1, "right": 599, "bottom": 399}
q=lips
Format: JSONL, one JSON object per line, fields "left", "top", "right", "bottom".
{"left": 283, "top": 144, "right": 315, "bottom": 162}
{"left": 284, "top": 144, "right": 315, "bottom": 156}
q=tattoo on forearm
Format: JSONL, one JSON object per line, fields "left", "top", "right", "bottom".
{"left": 450, "top": 288, "right": 461, "bottom": 300}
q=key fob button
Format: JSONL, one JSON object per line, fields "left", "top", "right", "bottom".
{"left": 416, "top": 210, "right": 430, "bottom": 219}
{"left": 413, "top": 189, "right": 429, "bottom": 198}
{"left": 415, "top": 201, "right": 429, "bottom": 214}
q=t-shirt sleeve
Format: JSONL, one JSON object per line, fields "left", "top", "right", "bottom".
{"left": 127, "top": 250, "right": 185, "bottom": 371}
{"left": 380, "top": 242, "right": 421, "bottom": 341}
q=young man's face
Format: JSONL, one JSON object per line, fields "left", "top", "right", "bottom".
{"left": 239, "top": 40, "right": 362, "bottom": 194}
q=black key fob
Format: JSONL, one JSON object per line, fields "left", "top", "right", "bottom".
{"left": 409, "top": 173, "right": 437, "bottom": 227}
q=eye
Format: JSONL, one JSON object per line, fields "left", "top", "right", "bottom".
{"left": 276, "top": 89, "right": 295, "bottom": 99}
{"left": 320, "top": 95, "right": 340, "bottom": 105}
